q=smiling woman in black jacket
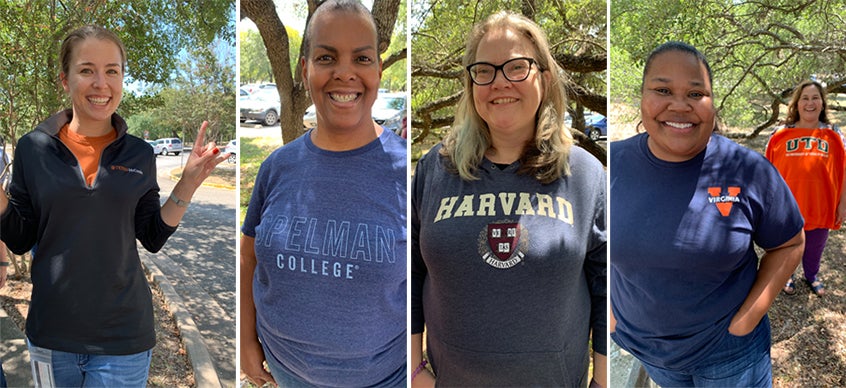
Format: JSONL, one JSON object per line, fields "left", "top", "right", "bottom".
{"left": 0, "top": 25, "right": 227, "bottom": 387}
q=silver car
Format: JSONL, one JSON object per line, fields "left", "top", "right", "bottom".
{"left": 223, "top": 139, "right": 237, "bottom": 164}
{"left": 146, "top": 140, "right": 164, "bottom": 156}
{"left": 240, "top": 89, "right": 281, "bottom": 126}
{"left": 155, "top": 138, "right": 183, "bottom": 156}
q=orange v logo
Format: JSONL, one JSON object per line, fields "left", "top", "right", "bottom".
{"left": 707, "top": 186, "right": 741, "bottom": 217}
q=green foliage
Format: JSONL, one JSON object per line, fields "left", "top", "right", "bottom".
{"left": 609, "top": 44, "right": 640, "bottom": 106}
{"left": 382, "top": 58, "right": 407, "bottom": 91}
{"left": 612, "top": 0, "right": 846, "bottom": 130}
{"left": 119, "top": 93, "right": 165, "bottom": 118}
{"left": 125, "top": 112, "right": 168, "bottom": 140}
{"left": 381, "top": 0, "right": 408, "bottom": 91}
{"left": 239, "top": 27, "right": 302, "bottom": 84}
{"left": 131, "top": 43, "right": 236, "bottom": 144}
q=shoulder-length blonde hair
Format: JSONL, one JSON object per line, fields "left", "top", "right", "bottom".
{"left": 785, "top": 80, "right": 830, "bottom": 125}
{"left": 439, "top": 11, "right": 573, "bottom": 184}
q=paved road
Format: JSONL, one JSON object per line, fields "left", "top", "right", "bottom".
{"left": 240, "top": 121, "right": 281, "bottom": 138}
{"left": 152, "top": 154, "right": 237, "bottom": 387}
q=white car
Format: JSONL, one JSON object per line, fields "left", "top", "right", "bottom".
{"left": 302, "top": 105, "right": 317, "bottom": 130}
{"left": 240, "top": 89, "right": 281, "bottom": 126}
{"left": 155, "top": 138, "right": 183, "bottom": 156}
{"left": 223, "top": 139, "right": 237, "bottom": 163}
{"left": 371, "top": 93, "right": 407, "bottom": 135}
{"left": 146, "top": 140, "right": 164, "bottom": 156}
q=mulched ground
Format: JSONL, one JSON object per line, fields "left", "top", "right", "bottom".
{"left": 0, "top": 256, "right": 194, "bottom": 387}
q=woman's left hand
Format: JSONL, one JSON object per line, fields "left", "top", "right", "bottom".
{"left": 181, "top": 121, "right": 229, "bottom": 190}
{"left": 837, "top": 200, "right": 846, "bottom": 226}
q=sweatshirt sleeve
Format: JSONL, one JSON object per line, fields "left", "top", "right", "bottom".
{"left": 410, "top": 158, "right": 427, "bottom": 334}
{"left": 1, "top": 140, "right": 39, "bottom": 254}
{"left": 586, "top": 164, "right": 607, "bottom": 356}
{"left": 134, "top": 153, "right": 177, "bottom": 252}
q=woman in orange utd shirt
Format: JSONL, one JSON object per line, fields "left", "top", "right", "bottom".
{"left": 766, "top": 79, "right": 846, "bottom": 297}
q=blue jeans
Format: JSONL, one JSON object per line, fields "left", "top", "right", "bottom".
{"left": 0, "top": 360, "right": 7, "bottom": 388}
{"left": 641, "top": 316, "right": 772, "bottom": 387}
{"left": 27, "top": 340, "right": 151, "bottom": 387}
{"left": 263, "top": 358, "right": 312, "bottom": 388}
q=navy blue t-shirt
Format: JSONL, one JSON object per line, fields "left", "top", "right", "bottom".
{"left": 610, "top": 133, "right": 803, "bottom": 370}
{"left": 242, "top": 129, "right": 407, "bottom": 386}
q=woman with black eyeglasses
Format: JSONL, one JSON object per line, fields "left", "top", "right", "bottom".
{"left": 410, "top": 11, "right": 607, "bottom": 388}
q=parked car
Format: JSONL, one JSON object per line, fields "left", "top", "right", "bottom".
{"left": 240, "top": 83, "right": 276, "bottom": 94}
{"left": 240, "top": 88, "right": 281, "bottom": 126}
{"left": 223, "top": 139, "right": 237, "bottom": 164}
{"left": 565, "top": 111, "right": 601, "bottom": 128}
{"left": 239, "top": 89, "right": 251, "bottom": 123}
{"left": 302, "top": 92, "right": 407, "bottom": 134}
{"left": 372, "top": 92, "right": 407, "bottom": 135}
{"left": 145, "top": 140, "right": 164, "bottom": 156}
{"left": 302, "top": 104, "right": 317, "bottom": 130}
{"left": 155, "top": 137, "right": 183, "bottom": 156}
{"left": 584, "top": 115, "right": 607, "bottom": 141}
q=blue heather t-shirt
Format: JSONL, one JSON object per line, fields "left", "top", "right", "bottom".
{"left": 610, "top": 133, "right": 803, "bottom": 370}
{"left": 242, "top": 129, "right": 406, "bottom": 387}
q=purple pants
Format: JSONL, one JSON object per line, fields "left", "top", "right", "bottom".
{"left": 801, "top": 228, "right": 829, "bottom": 282}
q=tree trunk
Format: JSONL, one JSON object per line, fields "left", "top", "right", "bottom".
{"left": 521, "top": 0, "right": 537, "bottom": 20}
{"left": 241, "top": 0, "right": 308, "bottom": 144}
{"left": 372, "top": 0, "right": 400, "bottom": 54}
{"left": 572, "top": 130, "right": 607, "bottom": 167}
{"left": 749, "top": 97, "right": 781, "bottom": 138}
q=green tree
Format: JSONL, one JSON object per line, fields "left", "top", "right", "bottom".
{"left": 143, "top": 43, "right": 237, "bottom": 144}
{"left": 240, "top": 27, "right": 303, "bottom": 84}
{"left": 381, "top": 0, "right": 407, "bottom": 91}
{"left": 612, "top": 0, "right": 846, "bottom": 136}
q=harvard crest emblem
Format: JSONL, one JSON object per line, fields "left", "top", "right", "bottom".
{"left": 478, "top": 221, "right": 528, "bottom": 269}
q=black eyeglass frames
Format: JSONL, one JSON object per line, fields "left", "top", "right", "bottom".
{"left": 466, "top": 57, "right": 541, "bottom": 86}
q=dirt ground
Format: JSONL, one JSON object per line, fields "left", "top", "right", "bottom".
{"left": 0, "top": 256, "right": 194, "bottom": 387}
{"left": 609, "top": 104, "right": 846, "bottom": 386}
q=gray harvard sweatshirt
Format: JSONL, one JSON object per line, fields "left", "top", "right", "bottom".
{"left": 411, "top": 143, "right": 607, "bottom": 386}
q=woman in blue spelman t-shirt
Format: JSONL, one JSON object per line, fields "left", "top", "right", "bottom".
{"left": 239, "top": 1, "right": 407, "bottom": 387}
{"left": 610, "top": 42, "right": 805, "bottom": 387}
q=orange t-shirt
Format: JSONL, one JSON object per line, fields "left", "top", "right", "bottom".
{"left": 58, "top": 124, "right": 117, "bottom": 186}
{"left": 766, "top": 126, "right": 846, "bottom": 230}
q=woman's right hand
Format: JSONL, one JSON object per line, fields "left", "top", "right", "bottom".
{"left": 240, "top": 337, "right": 277, "bottom": 387}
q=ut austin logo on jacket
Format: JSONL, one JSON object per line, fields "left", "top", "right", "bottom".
{"left": 707, "top": 186, "right": 741, "bottom": 217}
{"left": 477, "top": 220, "right": 529, "bottom": 269}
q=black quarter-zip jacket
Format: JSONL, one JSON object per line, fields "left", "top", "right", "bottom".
{"left": 1, "top": 109, "right": 177, "bottom": 354}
